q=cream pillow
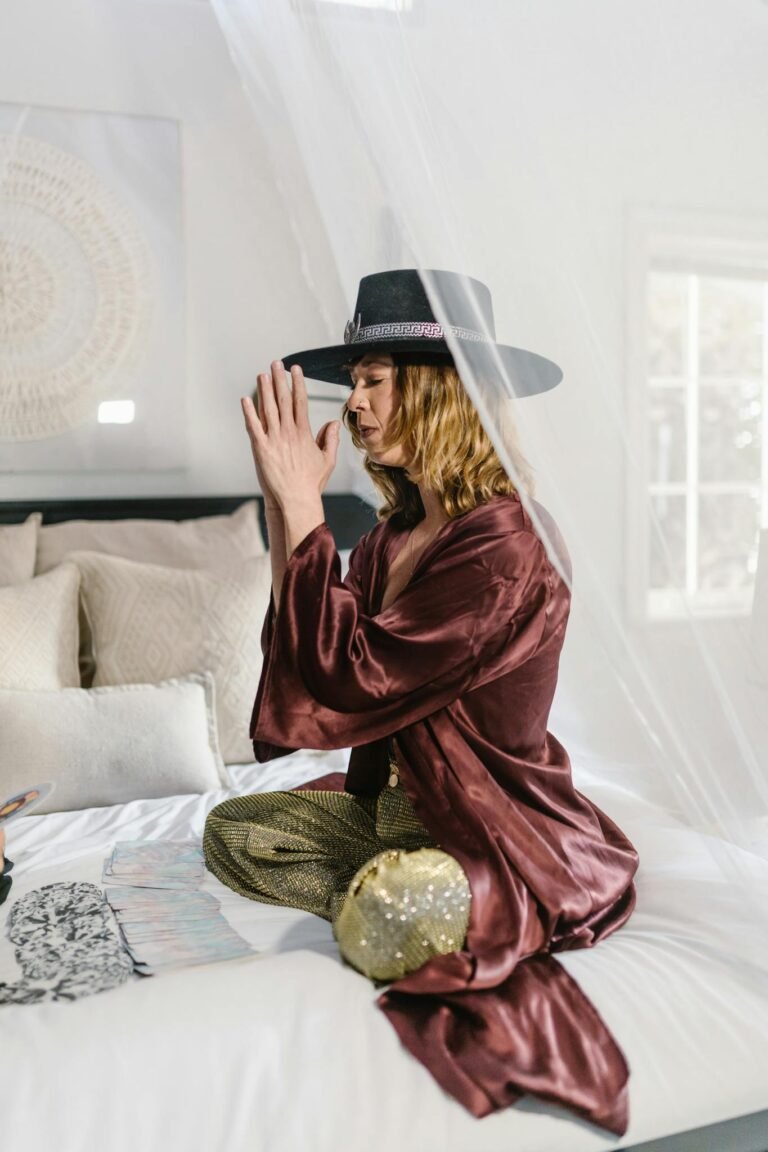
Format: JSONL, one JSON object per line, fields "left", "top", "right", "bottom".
{"left": 36, "top": 499, "right": 265, "bottom": 574}
{"left": 74, "top": 551, "right": 273, "bottom": 763}
{"left": 0, "top": 673, "right": 229, "bottom": 815}
{"left": 0, "top": 564, "right": 80, "bottom": 690}
{"left": 0, "top": 513, "right": 41, "bottom": 586}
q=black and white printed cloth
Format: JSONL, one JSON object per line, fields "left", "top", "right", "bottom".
{"left": 0, "top": 882, "right": 133, "bottom": 1006}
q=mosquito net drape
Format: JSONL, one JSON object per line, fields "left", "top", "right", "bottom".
{"left": 2, "top": 0, "right": 768, "bottom": 1138}
{"left": 205, "top": 0, "right": 768, "bottom": 840}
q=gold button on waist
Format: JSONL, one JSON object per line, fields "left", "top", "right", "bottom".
{"left": 387, "top": 757, "right": 400, "bottom": 788}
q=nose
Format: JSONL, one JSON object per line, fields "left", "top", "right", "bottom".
{"left": 346, "top": 377, "right": 368, "bottom": 414}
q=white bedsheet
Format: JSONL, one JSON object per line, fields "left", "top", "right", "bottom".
{"left": 2, "top": 744, "right": 768, "bottom": 1152}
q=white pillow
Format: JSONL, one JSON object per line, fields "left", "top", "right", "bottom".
{"left": 0, "top": 673, "right": 229, "bottom": 815}
{"left": 73, "top": 551, "right": 273, "bottom": 763}
{"left": 0, "top": 564, "right": 80, "bottom": 690}
{"left": 0, "top": 513, "right": 41, "bottom": 586}
{"left": 36, "top": 500, "right": 265, "bottom": 574}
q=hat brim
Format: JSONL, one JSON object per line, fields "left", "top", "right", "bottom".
{"left": 282, "top": 340, "right": 562, "bottom": 398}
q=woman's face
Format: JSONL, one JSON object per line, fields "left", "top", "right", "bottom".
{"left": 347, "top": 353, "right": 412, "bottom": 469}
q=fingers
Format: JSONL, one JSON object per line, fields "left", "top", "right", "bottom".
{"left": 241, "top": 395, "right": 263, "bottom": 443}
{"left": 290, "top": 364, "right": 311, "bottom": 431}
{"left": 256, "top": 363, "right": 281, "bottom": 432}
{"left": 315, "top": 422, "right": 340, "bottom": 494}
{"left": 242, "top": 397, "right": 271, "bottom": 492}
{"left": 252, "top": 385, "right": 267, "bottom": 434}
{"left": 255, "top": 360, "right": 297, "bottom": 431}
{"left": 317, "top": 423, "right": 341, "bottom": 487}
{"left": 316, "top": 420, "right": 340, "bottom": 448}
{"left": 251, "top": 359, "right": 319, "bottom": 440}
{"left": 271, "top": 360, "right": 294, "bottom": 424}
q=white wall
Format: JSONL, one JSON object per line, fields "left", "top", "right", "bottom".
{"left": 3, "top": 0, "right": 766, "bottom": 518}
{"left": 0, "top": 0, "right": 366, "bottom": 500}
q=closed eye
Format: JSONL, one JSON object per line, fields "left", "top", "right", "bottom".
{"left": 350, "top": 375, "right": 385, "bottom": 388}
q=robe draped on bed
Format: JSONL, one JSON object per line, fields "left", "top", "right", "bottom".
{"left": 250, "top": 492, "right": 638, "bottom": 1135}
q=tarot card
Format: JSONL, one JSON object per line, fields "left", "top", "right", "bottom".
{"left": 101, "top": 871, "right": 202, "bottom": 890}
{"left": 109, "top": 841, "right": 204, "bottom": 866}
{"left": 132, "top": 933, "right": 253, "bottom": 970}
{"left": 0, "top": 783, "right": 55, "bottom": 826}
{"left": 106, "top": 888, "right": 215, "bottom": 910}
{"left": 102, "top": 839, "right": 206, "bottom": 889}
{"left": 104, "top": 862, "right": 203, "bottom": 877}
{"left": 106, "top": 884, "right": 254, "bottom": 973}
{"left": 124, "top": 926, "right": 237, "bottom": 949}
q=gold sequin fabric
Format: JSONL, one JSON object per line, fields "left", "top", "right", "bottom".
{"left": 334, "top": 847, "right": 471, "bottom": 981}
{"left": 203, "top": 764, "right": 471, "bottom": 981}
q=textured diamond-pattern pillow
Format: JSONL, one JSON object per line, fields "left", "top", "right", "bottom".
{"left": 36, "top": 500, "right": 265, "bottom": 574}
{"left": 0, "top": 564, "right": 80, "bottom": 689}
{"left": 0, "top": 514, "right": 41, "bottom": 586}
{"left": 74, "top": 551, "right": 272, "bottom": 763}
{"left": 0, "top": 673, "right": 228, "bottom": 814}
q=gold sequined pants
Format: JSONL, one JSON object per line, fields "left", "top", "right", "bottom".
{"left": 203, "top": 767, "right": 471, "bottom": 982}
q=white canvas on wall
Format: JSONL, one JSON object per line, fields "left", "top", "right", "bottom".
{"left": 0, "top": 103, "right": 184, "bottom": 472}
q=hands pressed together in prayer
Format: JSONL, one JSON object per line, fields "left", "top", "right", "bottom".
{"left": 242, "top": 361, "right": 341, "bottom": 514}
{"left": 242, "top": 360, "right": 341, "bottom": 566}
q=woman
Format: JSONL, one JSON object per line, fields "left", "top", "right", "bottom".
{"left": 204, "top": 270, "right": 638, "bottom": 1134}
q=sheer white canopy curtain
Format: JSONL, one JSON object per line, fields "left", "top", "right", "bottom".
{"left": 209, "top": 0, "right": 768, "bottom": 849}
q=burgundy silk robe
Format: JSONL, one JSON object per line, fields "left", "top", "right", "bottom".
{"left": 251, "top": 492, "right": 638, "bottom": 1134}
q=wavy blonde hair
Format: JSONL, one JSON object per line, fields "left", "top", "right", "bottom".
{"left": 340, "top": 359, "right": 535, "bottom": 528}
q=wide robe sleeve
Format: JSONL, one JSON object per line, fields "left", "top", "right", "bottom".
{"left": 249, "top": 502, "right": 637, "bottom": 1136}
{"left": 251, "top": 517, "right": 548, "bottom": 757}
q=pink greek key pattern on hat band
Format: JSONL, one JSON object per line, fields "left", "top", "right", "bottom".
{"left": 346, "top": 321, "right": 490, "bottom": 344}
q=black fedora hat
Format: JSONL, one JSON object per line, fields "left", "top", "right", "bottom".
{"left": 282, "top": 269, "right": 562, "bottom": 397}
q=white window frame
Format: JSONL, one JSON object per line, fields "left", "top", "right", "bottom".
{"left": 625, "top": 206, "right": 768, "bottom": 622}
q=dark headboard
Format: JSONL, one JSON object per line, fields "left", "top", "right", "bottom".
{"left": 0, "top": 494, "right": 378, "bottom": 551}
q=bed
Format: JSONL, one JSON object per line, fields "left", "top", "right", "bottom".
{"left": 1, "top": 495, "right": 768, "bottom": 1152}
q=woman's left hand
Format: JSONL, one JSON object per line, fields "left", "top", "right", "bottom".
{"left": 243, "top": 361, "right": 340, "bottom": 510}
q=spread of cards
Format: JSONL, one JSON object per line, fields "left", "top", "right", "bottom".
{"left": 103, "top": 840, "right": 253, "bottom": 975}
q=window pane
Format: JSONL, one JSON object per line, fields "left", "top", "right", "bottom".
{"left": 699, "top": 380, "right": 762, "bottom": 483}
{"left": 649, "top": 494, "right": 687, "bottom": 590}
{"left": 648, "top": 272, "right": 687, "bottom": 376}
{"left": 698, "top": 492, "right": 760, "bottom": 591}
{"left": 649, "top": 387, "right": 686, "bottom": 483}
{"left": 699, "top": 276, "right": 764, "bottom": 377}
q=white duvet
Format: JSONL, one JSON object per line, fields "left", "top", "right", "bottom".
{"left": 2, "top": 743, "right": 768, "bottom": 1152}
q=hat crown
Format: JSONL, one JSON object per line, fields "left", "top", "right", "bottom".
{"left": 281, "top": 266, "right": 562, "bottom": 397}
{"left": 352, "top": 269, "right": 496, "bottom": 339}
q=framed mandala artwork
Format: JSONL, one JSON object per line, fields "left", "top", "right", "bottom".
{"left": 0, "top": 104, "right": 184, "bottom": 471}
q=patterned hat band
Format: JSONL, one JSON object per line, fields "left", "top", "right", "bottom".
{"left": 343, "top": 317, "right": 491, "bottom": 346}
{"left": 281, "top": 271, "right": 563, "bottom": 394}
